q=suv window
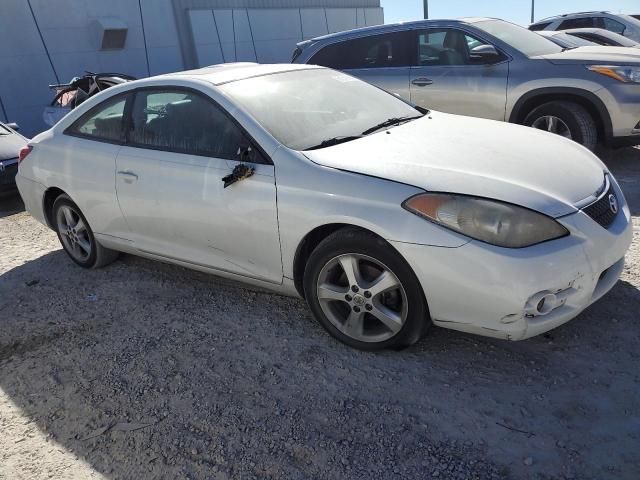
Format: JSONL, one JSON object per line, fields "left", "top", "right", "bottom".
{"left": 309, "top": 32, "right": 410, "bottom": 70}
{"left": 601, "top": 17, "right": 626, "bottom": 35}
{"left": 559, "top": 17, "right": 595, "bottom": 29}
{"left": 529, "top": 22, "right": 551, "bottom": 31}
{"left": 68, "top": 95, "right": 128, "bottom": 142}
{"left": 416, "top": 29, "right": 496, "bottom": 66}
{"left": 129, "top": 89, "right": 256, "bottom": 161}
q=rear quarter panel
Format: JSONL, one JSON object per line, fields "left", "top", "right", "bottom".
{"left": 19, "top": 129, "right": 128, "bottom": 237}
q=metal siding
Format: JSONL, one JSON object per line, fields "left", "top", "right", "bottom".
{"left": 175, "top": 0, "right": 379, "bottom": 7}
{"left": 173, "top": 0, "right": 381, "bottom": 67}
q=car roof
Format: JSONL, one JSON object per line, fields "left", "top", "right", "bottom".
{"left": 300, "top": 17, "right": 495, "bottom": 45}
{"left": 535, "top": 11, "right": 610, "bottom": 23}
{"left": 143, "top": 63, "right": 322, "bottom": 86}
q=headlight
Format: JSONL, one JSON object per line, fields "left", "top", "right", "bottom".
{"left": 587, "top": 65, "right": 640, "bottom": 84}
{"left": 402, "top": 193, "right": 569, "bottom": 248}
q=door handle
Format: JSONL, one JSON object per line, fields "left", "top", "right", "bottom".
{"left": 412, "top": 78, "right": 433, "bottom": 86}
{"left": 117, "top": 171, "right": 138, "bottom": 183}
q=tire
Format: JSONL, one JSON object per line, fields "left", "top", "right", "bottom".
{"left": 52, "top": 194, "right": 119, "bottom": 269}
{"left": 303, "top": 228, "right": 429, "bottom": 351}
{"left": 523, "top": 101, "right": 597, "bottom": 151}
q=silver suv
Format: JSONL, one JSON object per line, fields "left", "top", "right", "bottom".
{"left": 529, "top": 12, "right": 640, "bottom": 43}
{"left": 293, "top": 18, "right": 640, "bottom": 150}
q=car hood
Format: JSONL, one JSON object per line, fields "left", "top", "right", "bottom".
{"left": 0, "top": 131, "right": 27, "bottom": 161}
{"left": 540, "top": 46, "right": 640, "bottom": 64}
{"left": 302, "top": 112, "right": 606, "bottom": 218}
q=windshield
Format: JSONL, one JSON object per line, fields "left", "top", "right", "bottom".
{"left": 556, "top": 33, "right": 597, "bottom": 47}
{"left": 219, "top": 69, "right": 421, "bottom": 151}
{"left": 474, "top": 19, "right": 563, "bottom": 57}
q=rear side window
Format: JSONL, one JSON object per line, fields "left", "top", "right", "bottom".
{"left": 558, "top": 17, "right": 595, "bottom": 29}
{"left": 529, "top": 22, "right": 551, "bottom": 31}
{"left": 128, "top": 89, "right": 254, "bottom": 161}
{"left": 602, "top": 17, "right": 626, "bottom": 35}
{"left": 67, "top": 95, "right": 128, "bottom": 142}
{"left": 309, "top": 32, "right": 411, "bottom": 70}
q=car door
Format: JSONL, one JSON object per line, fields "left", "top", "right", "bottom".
{"left": 309, "top": 31, "right": 412, "bottom": 101}
{"left": 115, "top": 87, "right": 282, "bottom": 284}
{"left": 409, "top": 28, "right": 509, "bottom": 121}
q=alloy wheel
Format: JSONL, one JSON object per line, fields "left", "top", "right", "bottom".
{"left": 56, "top": 205, "right": 92, "bottom": 262}
{"left": 531, "top": 115, "right": 572, "bottom": 139}
{"left": 316, "top": 253, "right": 408, "bottom": 343}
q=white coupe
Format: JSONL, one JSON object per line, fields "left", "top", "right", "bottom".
{"left": 16, "top": 63, "right": 633, "bottom": 350}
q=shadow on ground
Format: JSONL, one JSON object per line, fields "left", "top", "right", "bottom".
{"left": 0, "top": 191, "right": 24, "bottom": 219}
{"left": 1, "top": 245, "right": 639, "bottom": 479}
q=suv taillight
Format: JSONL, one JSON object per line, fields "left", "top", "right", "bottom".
{"left": 18, "top": 145, "right": 33, "bottom": 164}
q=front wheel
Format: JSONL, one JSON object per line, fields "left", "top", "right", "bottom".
{"left": 303, "top": 228, "right": 429, "bottom": 351}
{"left": 523, "top": 101, "right": 597, "bottom": 151}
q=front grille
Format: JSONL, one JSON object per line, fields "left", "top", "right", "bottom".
{"left": 582, "top": 180, "right": 618, "bottom": 229}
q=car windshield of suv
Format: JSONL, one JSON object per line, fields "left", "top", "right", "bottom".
{"left": 219, "top": 69, "right": 423, "bottom": 151}
{"left": 474, "top": 19, "right": 563, "bottom": 57}
{"left": 556, "top": 33, "right": 598, "bottom": 47}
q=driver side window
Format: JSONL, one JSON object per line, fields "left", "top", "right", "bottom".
{"left": 128, "top": 89, "right": 262, "bottom": 162}
{"left": 416, "top": 29, "right": 496, "bottom": 66}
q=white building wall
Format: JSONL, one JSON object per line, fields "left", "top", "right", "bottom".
{"left": 140, "top": 0, "right": 183, "bottom": 75}
{"left": 191, "top": 6, "right": 384, "bottom": 65}
{"left": 0, "top": 0, "right": 382, "bottom": 136}
{"left": 0, "top": 0, "right": 58, "bottom": 136}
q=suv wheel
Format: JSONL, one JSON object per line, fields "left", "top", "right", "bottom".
{"left": 524, "top": 101, "right": 597, "bottom": 151}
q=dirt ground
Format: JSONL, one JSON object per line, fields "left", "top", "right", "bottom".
{"left": 0, "top": 146, "right": 639, "bottom": 480}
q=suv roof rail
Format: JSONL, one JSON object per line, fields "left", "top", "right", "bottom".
{"left": 537, "top": 11, "right": 610, "bottom": 22}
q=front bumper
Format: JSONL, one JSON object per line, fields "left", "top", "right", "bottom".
{"left": 598, "top": 83, "right": 640, "bottom": 145}
{"left": 391, "top": 180, "right": 633, "bottom": 341}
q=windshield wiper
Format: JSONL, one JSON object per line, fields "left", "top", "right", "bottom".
{"left": 361, "top": 114, "right": 425, "bottom": 136}
{"left": 304, "top": 135, "right": 363, "bottom": 151}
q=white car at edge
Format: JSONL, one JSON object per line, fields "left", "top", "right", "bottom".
{"left": 16, "top": 63, "right": 633, "bottom": 350}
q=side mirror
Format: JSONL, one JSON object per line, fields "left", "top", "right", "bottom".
{"left": 470, "top": 45, "right": 502, "bottom": 64}
{"left": 6, "top": 122, "right": 19, "bottom": 131}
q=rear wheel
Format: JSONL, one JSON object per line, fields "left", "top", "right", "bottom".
{"left": 303, "top": 228, "right": 429, "bottom": 351}
{"left": 52, "top": 194, "right": 119, "bottom": 269}
{"left": 523, "top": 101, "right": 597, "bottom": 151}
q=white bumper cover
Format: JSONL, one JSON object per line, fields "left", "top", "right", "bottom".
{"left": 391, "top": 181, "right": 633, "bottom": 341}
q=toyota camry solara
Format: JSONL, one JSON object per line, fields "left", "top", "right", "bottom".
{"left": 16, "top": 63, "right": 633, "bottom": 350}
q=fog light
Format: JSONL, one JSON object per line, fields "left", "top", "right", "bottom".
{"left": 526, "top": 291, "right": 558, "bottom": 316}
{"left": 537, "top": 297, "right": 546, "bottom": 312}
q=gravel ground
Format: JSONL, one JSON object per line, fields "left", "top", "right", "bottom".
{"left": 1, "top": 147, "right": 639, "bottom": 480}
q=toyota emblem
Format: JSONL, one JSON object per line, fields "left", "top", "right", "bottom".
{"left": 608, "top": 194, "right": 619, "bottom": 214}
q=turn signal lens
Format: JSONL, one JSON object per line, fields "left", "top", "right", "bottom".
{"left": 403, "top": 193, "right": 569, "bottom": 248}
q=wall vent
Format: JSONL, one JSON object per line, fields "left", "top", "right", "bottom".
{"left": 93, "top": 18, "right": 128, "bottom": 50}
